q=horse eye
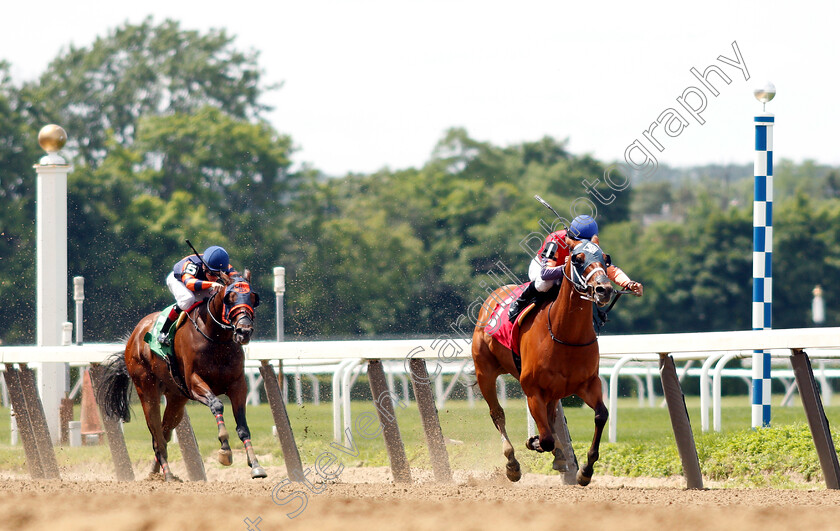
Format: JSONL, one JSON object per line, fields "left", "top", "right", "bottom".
{"left": 604, "top": 254, "right": 612, "bottom": 267}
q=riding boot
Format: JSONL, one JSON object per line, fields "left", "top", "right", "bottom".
{"left": 157, "top": 306, "right": 182, "bottom": 346}
{"left": 508, "top": 282, "right": 539, "bottom": 322}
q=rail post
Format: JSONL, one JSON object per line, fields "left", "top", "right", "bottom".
{"left": 260, "top": 360, "right": 304, "bottom": 481}
{"left": 367, "top": 359, "right": 412, "bottom": 483}
{"left": 408, "top": 358, "right": 452, "bottom": 482}
{"left": 175, "top": 409, "right": 207, "bottom": 481}
{"left": 790, "top": 349, "right": 840, "bottom": 489}
{"left": 88, "top": 363, "right": 135, "bottom": 481}
{"left": 659, "top": 353, "right": 703, "bottom": 489}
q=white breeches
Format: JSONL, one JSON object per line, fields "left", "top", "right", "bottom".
{"left": 166, "top": 272, "right": 212, "bottom": 311}
{"left": 528, "top": 259, "right": 556, "bottom": 293}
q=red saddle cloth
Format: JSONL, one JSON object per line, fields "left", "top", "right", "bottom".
{"left": 484, "top": 283, "right": 531, "bottom": 354}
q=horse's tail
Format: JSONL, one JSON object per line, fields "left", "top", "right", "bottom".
{"left": 95, "top": 352, "right": 132, "bottom": 422}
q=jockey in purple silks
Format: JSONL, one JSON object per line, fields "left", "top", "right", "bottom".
{"left": 508, "top": 215, "right": 643, "bottom": 321}
{"left": 157, "top": 245, "right": 239, "bottom": 346}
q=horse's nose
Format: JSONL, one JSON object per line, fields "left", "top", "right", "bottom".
{"left": 594, "top": 282, "right": 613, "bottom": 305}
{"left": 236, "top": 326, "right": 254, "bottom": 344}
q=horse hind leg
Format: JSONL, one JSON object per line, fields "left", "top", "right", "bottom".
{"left": 545, "top": 400, "right": 570, "bottom": 473}
{"left": 476, "top": 366, "right": 521, "bottom": 482}
{"left": 137, "top": 386, "right": 179, "bottom": 482}
{"left": 525, "top": 394, "right": 555, "bottom": 454}
{"left": 161, "top": 394, "right": 188, "bottom": 444}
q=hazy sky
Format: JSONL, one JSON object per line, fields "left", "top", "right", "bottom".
{"left": 1, "top": 1, "right": 835, "bottom": 175}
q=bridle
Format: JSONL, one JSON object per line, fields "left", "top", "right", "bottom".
{"left": 187, "top": 284, "right": 255, "bottom": 344}
{"left": 562, "top": 241, "right": 608, "bottom": 302}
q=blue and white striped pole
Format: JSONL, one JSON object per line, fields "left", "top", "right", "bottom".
{"left": 752, "top": 82, "right": 776, "bottom": 428}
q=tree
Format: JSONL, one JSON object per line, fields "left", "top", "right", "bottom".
{"left": 0, "top": 62, "right": 41, "bottom": 343}
{"left": 19, "top": 18, "right": 271, "bottom": 167}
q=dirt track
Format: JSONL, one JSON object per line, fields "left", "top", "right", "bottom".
{"left": 2, "top": 465, "right": 840, "bottom": 531}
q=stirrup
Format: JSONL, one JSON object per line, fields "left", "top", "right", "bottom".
{"left": 508, "top": 298, "right": 529, "bottom": 322}
{"left": 158, "top": 332, "right": 171, "bottom": 346}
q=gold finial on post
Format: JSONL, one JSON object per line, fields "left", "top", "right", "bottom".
{"left": 37, "top": 124, "right": 68, "bottom": 165}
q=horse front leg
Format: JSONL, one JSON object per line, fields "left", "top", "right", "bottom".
{"left": 228, "top": 378, "right": 267, "bottom": 479}
{"left": 577, "top": 377, "right": 609, "bottom": 486}
{"left": 189, "top": 376, "right": 233, "bottom": 466}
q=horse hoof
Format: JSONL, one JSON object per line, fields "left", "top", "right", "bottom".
{"left": 251, "top": 466, "right": 268, "bottom": 479}
{"left": 576, "top": 469, "right": 592, "bottom": 487}
{"left": 553, "top": 459, "right": 568, "bottom": 473}
{"left": 165, "top": 474, "right": 183, "bottom": 483}
{"left": 526, "top": 436, "right": 541, "bottom": 452}
{"left": 506, "top": 463, "right": 522, "bottom": 482}
{"left": 218, "top": 449, "right": 233, "bottom": 466}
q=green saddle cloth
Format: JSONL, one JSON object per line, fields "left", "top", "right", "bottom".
{"left": 143, "top": 304, "right": 177, "bottom": 360}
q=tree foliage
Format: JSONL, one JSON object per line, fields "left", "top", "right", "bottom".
{"left": 1, "top": 20, "right": 839, "bottom": 344}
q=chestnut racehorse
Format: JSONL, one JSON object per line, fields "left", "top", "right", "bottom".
{"left": 97, "top": 271, "right": 266, "bottom": 481}
{"left": 472, "top": 238, "right": 613, "bottom": 486}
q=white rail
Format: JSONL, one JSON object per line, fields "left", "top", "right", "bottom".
{"left": 4, "top": 327, "right": 840, "bottom": 442}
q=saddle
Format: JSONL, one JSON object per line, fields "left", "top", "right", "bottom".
{"left": 485, "top": 283, "right": 560, "bottom": 373}
{"left": 142, "top": 302, "right": 199, "bottom": 398}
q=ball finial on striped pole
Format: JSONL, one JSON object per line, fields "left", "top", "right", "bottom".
{"left": 752, "top": 82, "right": 775, "bottom": 428}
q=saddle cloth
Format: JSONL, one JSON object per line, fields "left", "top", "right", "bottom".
{"left": 142, "top": 301, "right": 200, "bottom": 360}
{"left": 143, "top": 304, "right": 178, "bottom": 360}
{"left": 484, "top": 283, "right": 536, "bottom": 357}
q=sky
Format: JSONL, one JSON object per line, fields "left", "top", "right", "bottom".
{"left": 1, "top": 0, "right": 836, "bottom": 176}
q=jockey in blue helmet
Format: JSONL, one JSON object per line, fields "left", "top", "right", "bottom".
{"left": 157, "top": 245, "right": 240, "bottom": 346}
{"left": 508, "top": 214, "right": 643, "bottom": 321}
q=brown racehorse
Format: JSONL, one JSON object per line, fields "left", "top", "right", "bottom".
{"left": 472, "top": 237, "right": 613, "bottom": 486}
{"left": 97, "top": 270, "right": 266, "bottom": 481}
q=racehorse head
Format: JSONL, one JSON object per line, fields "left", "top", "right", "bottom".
{"left": 566, "top": 238, "right": 613, "bottom": 307}
{"left": 221, "top": 269, "right": 260, "bottom": 344}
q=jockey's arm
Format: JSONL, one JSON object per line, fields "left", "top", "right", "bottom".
{"left": 533, "top": 258, "right": 563, "bottom": 292}
{"left": 540, "top": 262, "right": 565, "bottom": 281}
{"left": 182, "top": 272, "right": 216, "bottom": 292}
{"left": 607, "top": 265, "right": 643, "bottom": 296}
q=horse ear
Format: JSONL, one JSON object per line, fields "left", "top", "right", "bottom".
{"left": 243, "top": 269, "right": 252, "bottom": 282}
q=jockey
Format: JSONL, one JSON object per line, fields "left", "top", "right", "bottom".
{"left": 157, "top": 245, "right": 240, "bottom": 346}
{"left": 508, "top": 215, "right": 643, "bottom": 321}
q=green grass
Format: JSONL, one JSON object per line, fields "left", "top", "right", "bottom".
{"left": 0, "top": 395, "right": 836, "bottom": 488}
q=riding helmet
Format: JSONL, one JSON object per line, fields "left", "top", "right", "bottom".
{"left": 568, "top": 215, "right": 599, "bottom": 240}
{"left": 203, "top": 246, "right": 230, "bottom": 272}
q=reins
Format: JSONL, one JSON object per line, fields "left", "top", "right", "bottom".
{"left": 546, "top": 298, "right": 598, "bottom": 347}
{"left": 186, "top": 291, "right": 234, "bottom": 344}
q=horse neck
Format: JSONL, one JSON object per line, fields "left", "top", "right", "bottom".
{"left": 548, "top": 260, "right": 595, "bottom": 342}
